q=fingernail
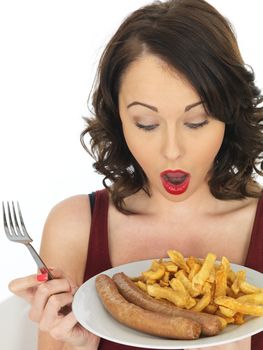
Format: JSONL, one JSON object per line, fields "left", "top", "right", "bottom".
{"left": 40, "top": 267, "right": 54, "bottom": 274}
{"left": 37, "top": 272, "right": 48, "bottom": 282}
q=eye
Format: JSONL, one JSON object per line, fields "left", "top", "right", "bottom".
{"left": 135, "top": 122, "right": 159, "bottom": 131}
{"left": 185, "top": 120, "right": 209, "bottom": 129}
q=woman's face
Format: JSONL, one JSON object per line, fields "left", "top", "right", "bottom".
{"left": 118, "top": 54, "right": 225, "bottom": 201}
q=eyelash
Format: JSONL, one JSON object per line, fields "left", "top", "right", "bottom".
{"left": 184, "top": 120, "right": 209, "bottom": 129}
{"left": 135, "top": 120, "right": 209, "bottom": 131}
{"left": 135, "top": 122, "right": 159, "bottom": 131}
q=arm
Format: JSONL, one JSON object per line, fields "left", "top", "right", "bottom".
{"left": 37, "top": 194, "right": 99, "bottom": 350}
{"left": 9, "top": 195, "right": 100, "bottom": 350}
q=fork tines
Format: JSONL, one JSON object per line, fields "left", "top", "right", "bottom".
{"left": 2, "top": 201, "right": 32, "bottom": 241}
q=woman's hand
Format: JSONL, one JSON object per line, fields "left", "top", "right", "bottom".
{"left": 8, "top": 269, "right": 100, "bottom": 349}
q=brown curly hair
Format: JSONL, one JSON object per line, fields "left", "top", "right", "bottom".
{"left": 81, "top": 0, "right": 263, "bottom": 214}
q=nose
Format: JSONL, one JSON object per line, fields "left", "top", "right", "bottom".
{"left": 161, "top": 127, "right": 183, "bottom": 161}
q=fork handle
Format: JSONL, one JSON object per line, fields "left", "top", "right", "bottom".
{"left": 25, "top": 243, "right": 54, "bottom": 280}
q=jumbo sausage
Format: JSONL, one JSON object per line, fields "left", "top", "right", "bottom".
{"left": 95, "top": 274, "right": 201, "bottom": 340}
{"left": 112, "top": 272, "right": 222, "bottom": 336}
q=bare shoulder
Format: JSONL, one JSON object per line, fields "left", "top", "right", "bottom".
{"left": 45, "top": 194, "right": 91, "bottom": 226}
{"left": 40, "top": 195, "right": 91, "bottom": 285}
{"left": 234, "top": 196, "right": 260, "bottom": 224}
{"left": 217, "top": 195, "right": 259, "bottom": 227}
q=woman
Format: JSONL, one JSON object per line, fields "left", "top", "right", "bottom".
{"left": 8, "top": 0, "right": 263, "bottom": 349}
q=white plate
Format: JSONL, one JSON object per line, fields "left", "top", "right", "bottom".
{"left": 72, "top": 260, "right": 263, "bottom": 349}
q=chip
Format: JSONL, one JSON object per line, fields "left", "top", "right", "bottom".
{"left": 135, "top": 250, "right": 263, "bottom": 326}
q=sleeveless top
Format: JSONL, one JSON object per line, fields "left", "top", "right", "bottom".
{"left": 83, "top": 189, "right": 263, "bottom": 350}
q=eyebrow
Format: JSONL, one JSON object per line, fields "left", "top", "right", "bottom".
{"left": 127, "top": 100, "right": 203, "bottom": 112}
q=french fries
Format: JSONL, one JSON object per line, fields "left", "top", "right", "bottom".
{"left": 135, "top": 250, "right": 263, "bottom": 326}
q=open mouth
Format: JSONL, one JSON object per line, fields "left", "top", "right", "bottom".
{"left": 162, "top": 173, "right": 188, "bottom": 185}
{"left": 160, "top": 170, "right": 190, "bottom": 195}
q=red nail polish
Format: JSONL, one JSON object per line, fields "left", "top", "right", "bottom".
{"left": 37, "top": 273, "right": 48, "bottom": 282}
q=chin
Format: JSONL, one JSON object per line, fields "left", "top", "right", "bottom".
{"left": 161, "top": 188, "right": 192, "bottom": 202}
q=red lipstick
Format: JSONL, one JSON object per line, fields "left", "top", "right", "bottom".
{"left": 160, "top": 169, "right": 190, "bottom": 195}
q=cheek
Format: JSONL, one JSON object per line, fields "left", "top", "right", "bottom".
{"left": 126, "top": 138, "right": 151, "bottom": 166}
{"left": 123, "top": 129, "right": 155, "bottom": 173}
{"left": 123, "top": 128, "right": 145, "bottom": 160}
{"left": 196, "top": 129, "right": 225, "bottom": 168}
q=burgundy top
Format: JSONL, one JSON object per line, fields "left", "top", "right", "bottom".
{"left": 84, "top": 189, "right": 263, "bottom": 350}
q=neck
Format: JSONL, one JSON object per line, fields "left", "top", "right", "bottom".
{"left": 148, "top": 183, "right": 220, "bottom": 217}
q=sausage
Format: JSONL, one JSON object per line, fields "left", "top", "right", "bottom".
{"left": 112, "top": 272, "right": 222, "bottom": 336}
{"left": 95, "top": 274, "right": 201, "bottom": 340}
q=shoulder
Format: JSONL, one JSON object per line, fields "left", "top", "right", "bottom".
{"left": 222, "top": 196, "right": 259, "bottom": 218}
{"left": 40, "top": 195, "right": 91, "bottom": 285}
{"left": 45, "top": 194, "right": 91, "bottom": 226}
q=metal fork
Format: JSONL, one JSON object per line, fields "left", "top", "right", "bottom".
{"left": 2, "top": 201, "right": 54, "bottom": 280}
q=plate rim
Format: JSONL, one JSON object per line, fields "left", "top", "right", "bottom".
{"left": 72, "top": 259, "right": 263, "bottom": 349}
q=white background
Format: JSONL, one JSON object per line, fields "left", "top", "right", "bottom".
{"left": 0, "top": 0, "right": 262, "bottom": 302}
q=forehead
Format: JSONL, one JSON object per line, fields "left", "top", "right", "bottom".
{"left": 119, "top": 54, "right": 201, "bottom": 111}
